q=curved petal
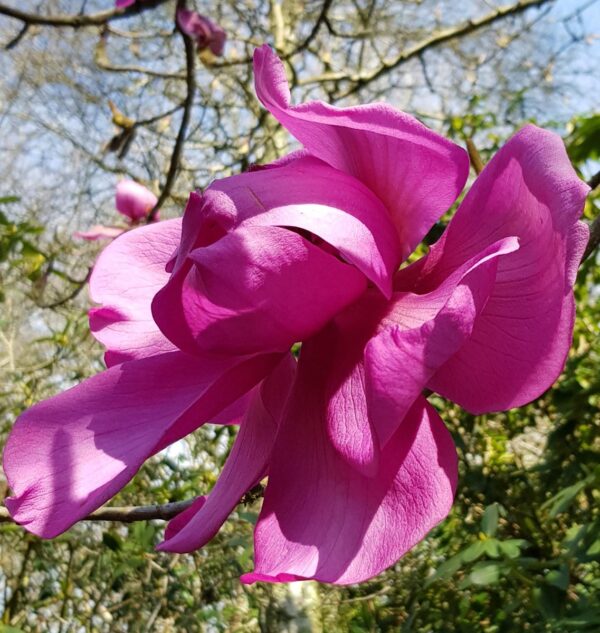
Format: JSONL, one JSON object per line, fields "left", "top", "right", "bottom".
{"left": 3, "top": 351, "right": 281, "bottom": 538}
{"left": 420, "top": 125, "right": 590, "bottom": 412}
{"left": 367, "top": 237, "right": 518, "bottom": 447}
{"left": 74, "top": 225, "right": 125, "bottom": 241}
{"left": 153, "top": 224, "right": 367, "bottom": 357}
{"left": 253, "top": 45, "right": 469, "bottom": 260}
{"left": 241, "top": 396, "right": 457, "bottom": 585}
{"left": 115, "top": 180, "right": 158, "bottom": 222}
{"left": 207, "top": 155, "right": 401, "bottom": 295}
{"left": 159, "top": 355, "right": 296, "bottom": 552}
{"left": 88, "top": 219, "right": 181, "bottom": 367}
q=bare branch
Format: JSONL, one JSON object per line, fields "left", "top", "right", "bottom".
{"left": 0, "top": 500, "right": 194, "bottom": 525}
{"left": 336, "top": 0, "right": 554, "bottom": 99}
{"left": 147, "top": 2, "right": 196, "bottom": 222}
{"left": 581, "top": 170, "right": 600, "bottom": 262}
{"left": 0, "top": 0, "right": 169, "bottom": 29}
{"left": 0, "top": 485, "right": 265, "bottom": 525}
{"left": 286, "top": 0, "right": 333, "bottom": 58}
{"left": 466, "top": 138, "right": 485, "bottom": 175}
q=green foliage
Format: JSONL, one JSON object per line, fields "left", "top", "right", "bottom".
{"left": 566, "top": 114, "right": 600, "bottom": 163}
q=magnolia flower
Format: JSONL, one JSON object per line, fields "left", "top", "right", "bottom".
{"left": 3, "top": 46, "right": 589, "bottom": 585}
{"left": 115, "top": 179, "right": 158, "bottom": 222}
{"left": 75, "top": 180, "right": 157, "bottom": 241}
{"left": 177, "top": 9, "right": 226, "bottom": 56}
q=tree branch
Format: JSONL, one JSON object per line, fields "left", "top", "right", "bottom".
{"left": 0, "top": 500, "right": 194, "bottom": 524}
{"left": 0, "top": 0, "right": 169, "bottom": 29}
{"left": 146, "top": 2, "right": 196, "bottom": 222}
{"left": 285, "top": 0, "right": 333, "bottom": 58}
{"left": 582, "top": 170, "right": 600, "bottom": 262}
{"left": 0, "top": 485, "right": 265, "bottom": 525}
{"left": 335, "top": 0, "right": 554, "bottom": 99}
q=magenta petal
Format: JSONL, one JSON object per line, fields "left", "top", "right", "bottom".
{"left": 423, "top": 125, "right": 590, "bottom": 412}
{"left": 89, "top": 219, "right": 181, "bottom": 366}
{"left": 245, "top": 395, "right": 457, "bottom": 585}
{"left": 159, "top": 355, "right": 296, "bottom": 553}
{"left": 208, "top": 155, "right": 401, "bottom": 295}
{"left": 253, "top": 45, "right": 469, "bottom": 260}
{"left": 367, "top": 237, "right": 518, "bottom": 447}
{"left": 74, "top": 225, "right": 125, "bottom": 241}
{"left": 164, "top": 496, "right": 207, "bottom": 542}
{"left": 3, "top": 351, "right": 281, "bottom": 538}
{"left": 153, "top": 224, "right": 367, "bottom": 357}
{"left": 115, "top": 180, "right": 158, "bottom": 222}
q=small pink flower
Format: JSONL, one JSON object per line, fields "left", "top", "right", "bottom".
{"left": 74, "top": 225, "right": 125, "bottom": 241}
{"left": 115, "top": 0, "right": 137, "bottom": 8}
{"left": 177, "top": 9, "right": 226, "bottom": 56}
{"left": 115, "top": 179, "right": 158, "bottom": 222}
{"left": 74, "top": 180, "right": 157, "bottom": 242}
{"left": 4, "top": 46, "right": 589, "bottom": 585}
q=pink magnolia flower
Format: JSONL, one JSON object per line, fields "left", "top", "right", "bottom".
{"left": 73, "top": 225, "right": 126, "bottom": 241}
{"left": 115, "top": 179, "right": 158, "bottom": 222}
{"left": 3, "top": 46, "right": 589, "bottom": 585}
{"left": 177, "top": 9, "right": 226, "bottom": 56}
{"left": 75, "top": 180, "right": 157, "bottom": 242}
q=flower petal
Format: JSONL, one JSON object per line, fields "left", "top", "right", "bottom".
{"left": 207, "top": 155, "right": 401, "bottom": 295}
{"left": 74, "top": 225, "right": 125, "bottom": 241}
{"left": 421, "top": 125, "right": 590, "bottom": 412}
{"left": 153, "top": 224, "right": 367, "bottom": 357}
{"left": 115, "top": 179, "right": 158, "bottom": 222}
{"left": 253, "top": 44, "right": 469, "bottom": 260}
{"left": 242, "top": 395, "right": 456, "bottom": 585}
{"left": 367, "top": 237, "right": 519, "bottom": 447}
{"left": 88, "top": 219, "right": 181, "bottom": 367}
{"left": 3, "top": 351, "right": 281, "bottom": 538}
{"left": 159, "top": 355, "right": 296, "bottom": 552}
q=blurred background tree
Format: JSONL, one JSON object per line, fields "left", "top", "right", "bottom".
{"left": 0, "top": 0, "right": 598, "bottom": 631}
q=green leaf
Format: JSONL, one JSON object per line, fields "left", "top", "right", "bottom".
{"left": 0, "top": 195, "right": 20, "bottom": 205}
{"left": 545, "top": 564, "right": 569, "bottom": 591}
{"left": 102, "top": 532, "right": 123, "bottom": 552}
{"left": 498, "top": 539, "right": 528, "bottom": 559}
{"left": 542, "top": 478, "right": 591, "bottom": 517}
{"left": 462, "top": 540, "right": 488, "bottom": 563}
{"left": 483, "top": 538, "right": 501, "bottom": 558}
{"left": 466, "top": 561, "right": 502, "bottom": 586}
{"left": 237, "top": 511, "right": 258, "bottom": 525}
{"left": 566, "top": 114, "right": 600, "bottom": 163}
{"left": 425, "top": 553, "right": 464, "bottom": 586}
{"left": 481, "top": 503, "right": 500, "bottom": 536}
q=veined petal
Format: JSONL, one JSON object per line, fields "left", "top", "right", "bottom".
{"left": 74, "top": 225, "right": 125, "bottom": 241}
{"left": 420, "top": 125, "right": 589, "bottom": 412}
{"left": 253, "top": 45, "right": 469, "bottom": 260}
{"left": 153, "top": 224, "right": 367, "bottom": 357}
{"left": 3, "top": 351, "right": 281, "bottom": 538}
{"left": 207, "top": 155, "right": 401, "bottom": 295}
{"left": 242, "top": 396, "right": 456, "bottom": 585}
{"left": 89, "top": 219, "right": 181, "bottom": 367}
{"left": 159, "top": 355, "right": 296, "bottom": 552}
{"left": 115, "top": 180, "right": 158, "bottom": 222}
{"left": 367, "top": 237, "right": 519, "bottom": 447}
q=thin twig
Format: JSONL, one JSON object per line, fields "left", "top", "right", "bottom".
{"left": 466, "top": 138, "right": 485, "bottom": 175}
{"left": 4, "top": 22, "right": 29, "bottom": 49}
{"left": 0, "top": 0, "right": 169, "bottom": 29}
{"left": 0, "top": 500, "right": 194, "bottom": 525}
{"left": 146, "top": 1, "right": 196, "bottom": 222}
{"left": 335, "top": 0, "right": 553, "bottom": 99}
{"left": 582, "top": 170, "right": 600, "bottom": 262}
{"left": 285, "top": 0, "right": 333, "bottom": 58}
